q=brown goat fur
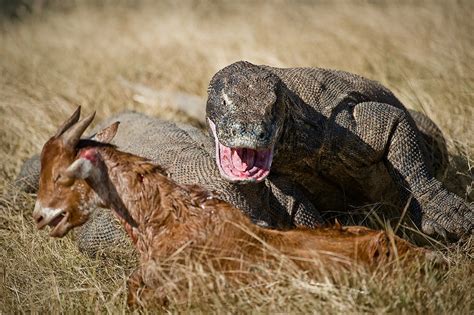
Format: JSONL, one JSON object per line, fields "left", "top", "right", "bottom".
{"left": 33, "top": 108, "right": 432, "bottom": 306}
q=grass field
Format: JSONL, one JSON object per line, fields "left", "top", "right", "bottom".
{"left": 0, "top": 1, "right": 473, "bottom": 313}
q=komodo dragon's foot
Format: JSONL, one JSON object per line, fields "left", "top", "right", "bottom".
{"left": 418, "top": 181, "right": 473, "bottom": 241}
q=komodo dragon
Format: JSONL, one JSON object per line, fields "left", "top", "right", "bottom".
{"left": 205, "top": 61, "right": 473, "bottom": 240}
{"left": 17, "top": 105, "right": 451, "bottom": 253}
{"left": 16, "top": 111, "right": 322, "bottom": 254}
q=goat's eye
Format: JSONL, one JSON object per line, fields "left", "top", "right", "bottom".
{"left": 53, "top": 173, "right": 61, "bottom": 183}
{"left": 57, "top": 173, "right": 74, "bottom": 187}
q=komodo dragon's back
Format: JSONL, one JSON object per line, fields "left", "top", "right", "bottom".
{"left": 264, "top": 65, "right": 404, "bottom": 113}
{"left": 265, "top": 65, "right": 448, "bottom": 175}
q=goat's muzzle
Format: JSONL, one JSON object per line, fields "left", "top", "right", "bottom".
{"left": 33, "top": 201, "right": 72, "bottom": 237}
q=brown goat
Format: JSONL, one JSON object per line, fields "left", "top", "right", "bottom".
{"left": 33, "top": 108, "right": 431, "bottom": 306}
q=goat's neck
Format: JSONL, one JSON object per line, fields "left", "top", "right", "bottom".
{"left": 84, "top": 146, "right": 198, "bottom": 242}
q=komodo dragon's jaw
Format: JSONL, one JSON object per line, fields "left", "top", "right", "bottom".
{"left": 208, "top": 118, "right": 274, "bottom": 183}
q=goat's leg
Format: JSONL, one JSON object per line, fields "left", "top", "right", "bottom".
{"left": 126, "top": 268, "right": 144, "bottom": 307}
{"left": 127, "top": 267, "right": 170, "bottom": 308}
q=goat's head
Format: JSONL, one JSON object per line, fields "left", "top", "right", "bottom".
{"left": 33, "top": 107, "right": 119, "bottom": 237}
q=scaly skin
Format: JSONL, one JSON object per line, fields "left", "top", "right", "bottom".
{"left": 206, "top": 61, "right": 472, "bottom": 240}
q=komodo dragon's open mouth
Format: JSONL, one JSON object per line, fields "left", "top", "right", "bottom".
{"left": 208, "top": 119, "right": 273, "bottom": 183}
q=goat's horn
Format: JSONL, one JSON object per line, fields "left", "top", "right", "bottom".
{"left": 54, "top": 106, "right": 81, "bottom": 137}
{"left": 61, "top": 111, "right": 96, "bottom": 148}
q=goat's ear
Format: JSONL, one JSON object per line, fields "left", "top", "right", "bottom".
{"left": 91, "top": 121, "right": 120, "bottom": 143}
{"left": 64, "top": 157, "right": 95, "bottom": 180}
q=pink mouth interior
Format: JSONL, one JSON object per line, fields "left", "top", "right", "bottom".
{"left": 49, "top": 212, "right": 70, "bottom": 237}
{"left": 48, "top": 214, "right": 64, "bottom": 228}
{"left": 208, "top": 119, "right": 273, "bottom": 182}
{"left": 219, "top": 144, "right": 272, "bottom": 181}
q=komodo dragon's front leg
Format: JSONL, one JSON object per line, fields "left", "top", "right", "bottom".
{"left": 350, "top": 102, "right": 473, "bottom": 239}
{"left": 266, "top": 175, "right": 324, "bottom": 229}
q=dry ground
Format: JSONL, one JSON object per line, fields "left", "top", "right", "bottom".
{"left": 0, "top": 0, "right": 473, "bottom": 313}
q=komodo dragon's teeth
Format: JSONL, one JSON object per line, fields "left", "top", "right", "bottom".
{"left": 247, "top": 166, "right": 260, "bottom": 175}
{"left": 245, "top": 149, "right": 256, "bottom": 167}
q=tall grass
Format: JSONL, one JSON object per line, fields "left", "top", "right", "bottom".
{"left": 0, "top": 1, "right": 472, "bottom": 313}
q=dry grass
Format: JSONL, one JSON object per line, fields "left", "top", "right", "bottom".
{"left": 0, "top": 0, "right": 473, "bottom": 313}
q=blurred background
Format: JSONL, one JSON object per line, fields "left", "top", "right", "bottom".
{"left": 0, "top": 1, "right": 473, "bottom": 312}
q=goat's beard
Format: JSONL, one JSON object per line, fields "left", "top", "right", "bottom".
{"left": 208, "top": 119, "right": 273, "bottom": 183}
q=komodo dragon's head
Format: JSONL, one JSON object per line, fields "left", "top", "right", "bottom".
{"left": 206, "top": 61, "right": 286, "bottom": 183}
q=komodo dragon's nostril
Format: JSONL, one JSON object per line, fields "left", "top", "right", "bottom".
{"left": 231, "top": 124, "right": 245, "bottom": 136}
{"left": 35, "top": 215, "right": 44, "bottom": 224}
